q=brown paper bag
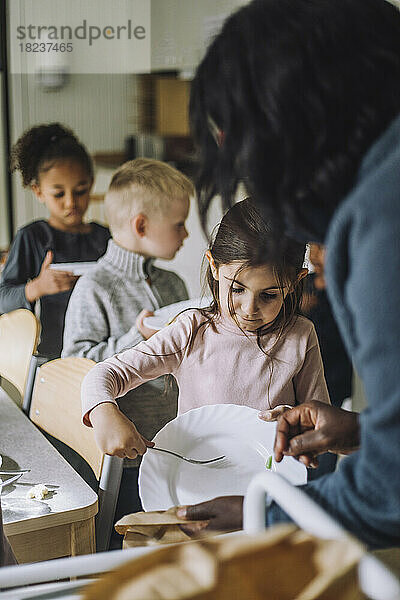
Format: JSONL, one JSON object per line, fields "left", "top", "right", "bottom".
{"left": 84, "top": 524, "right": 365, "bottom": 600}
{"left": 115, "top": 507, "right": 211, "bottom": 548}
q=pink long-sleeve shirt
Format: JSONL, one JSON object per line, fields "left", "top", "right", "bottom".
{"left": 82, "top": 310, "right": 330, "bottom": 428}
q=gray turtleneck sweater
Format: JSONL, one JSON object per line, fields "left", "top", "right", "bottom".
{"left": 62, "top": 239, "right": 188, "bottom": 453}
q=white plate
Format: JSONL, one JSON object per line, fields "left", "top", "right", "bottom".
{"left": 139, "top": 404, "right": 307, "bottom": 511}
{"left": 143, "top": 297, "right": 212, "bottom": 331}
{"left": 49, "top": 262, "right": 97, "bottom": 276}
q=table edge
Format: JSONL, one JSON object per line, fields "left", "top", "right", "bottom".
{"left": 3, "top": 498, "right": 98, "bottom": 536}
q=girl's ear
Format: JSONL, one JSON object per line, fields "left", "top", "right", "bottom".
{"left": 205, "top": 250, "right": 219, "bottom": 280}
{"left": 131, "top": 213, "right": 147, "bottom": 238}
{"left": 31, "top": 183, "right": 44, "bottom": 204}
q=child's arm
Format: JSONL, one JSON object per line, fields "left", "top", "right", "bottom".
{"left": 0, "top": 230, "right": 77, "bottom": 313}
{"left": 89, "top": 402, "right": 153, "bottom": 458}
{"left": 25, "top": 251, "right": 78, "bottom": 302}
{"left": 81, "top": 311, "right": 194, "bottom": 425}
{"left": 0, "top": 230, "right": 38, "bottom": 312}
{"left": 293, "top": 324, "right": 331, "bottom": 405}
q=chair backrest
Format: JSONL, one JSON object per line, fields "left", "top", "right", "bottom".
{"left": 0, "top": 309, "right": 40, "bottom": 400}
{"left": 30, "top": 357, "right": 103, "bottom": 479}
{"left": 29, "top": 356, "right": 124, "bottom": 551}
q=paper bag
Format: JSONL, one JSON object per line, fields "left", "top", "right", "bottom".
{"left": 115, "top": 507, "right": 209, "bottom": 548}
{"left": 85, "top": 524, "right": 365, "bottom": 600}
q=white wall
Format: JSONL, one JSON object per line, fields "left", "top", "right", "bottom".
{"left": 5, "top": 0, "right": 250, "bottom": 295}
{"left": 151, "top": 0, "right": 249, "bottom": 72}
{"left": 0, "top": 76, "right": 9, "bottom": 249}
{"left": 9, "top": 72, "right": 136, "bottom": 230}
{"left": 7, "top": 0, "right": 251, "bottom": 235}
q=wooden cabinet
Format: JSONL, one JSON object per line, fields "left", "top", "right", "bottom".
{"left": 155, "top": 77, "right": 190, "bottom": 136}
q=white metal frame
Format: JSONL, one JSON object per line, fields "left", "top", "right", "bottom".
{"left": 1, "top": 472, "right": 399, "bottom": 599}
{"left": 243, "top": 472, "right": 400, "bottom": 600}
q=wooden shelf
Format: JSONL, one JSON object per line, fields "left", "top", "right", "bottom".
{"left": 93, "top": 152, "right": 125, "bottom": 169}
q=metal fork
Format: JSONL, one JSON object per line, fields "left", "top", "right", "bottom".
{"left": 150, "top": 446, "right": 226, "bottom": 465}
{"left": 0, "top": 473, "right": 23, "bottom": 488}
{"left": 0, "top": 469, "right": 30, "bottom": 475}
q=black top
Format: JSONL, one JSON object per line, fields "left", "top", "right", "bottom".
{"left": 0, "top": 220, "right": 110, "bottom": 358}
{"left": 302, "top": 273, "right": 352, "bottom": 406}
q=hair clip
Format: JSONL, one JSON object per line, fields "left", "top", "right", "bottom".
{"left": 207, "top": 114, "right": 224, "bottom": 147}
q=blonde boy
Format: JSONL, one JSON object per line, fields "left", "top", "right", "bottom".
{"left": 62, "top": 159, "right": 192, "bottom": 541}
{"left": 63, "top": 158, "right": 192, "bottom": 359}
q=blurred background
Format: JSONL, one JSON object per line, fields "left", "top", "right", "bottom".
{"left": 0, "top": 0, "right": 248, "bottom": 296}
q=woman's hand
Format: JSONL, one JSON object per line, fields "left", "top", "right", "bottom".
{"left": 176, "top": 496, "right": 244, "bottom": 536}
{"left": 274, "top": 400, "right": 360, "bottom": 467}
{"left": 89, "top": 402, "right": 154, "bottom": 459}
{"left": 25, "top": 250, "right": 79, "bottom": 301}
{"left": 136, "top": 309, "right": 157, "bottom": 340}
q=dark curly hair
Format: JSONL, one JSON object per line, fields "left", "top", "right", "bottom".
{"left": 190, "top": 0, "right": 400, "bottom": 243}
{"left": 10, "top": 122, "right": 93, "bottom": 187}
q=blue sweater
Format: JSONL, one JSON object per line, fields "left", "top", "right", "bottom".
{"left": 267, "top": 113, "right": 400, "bottom": 549}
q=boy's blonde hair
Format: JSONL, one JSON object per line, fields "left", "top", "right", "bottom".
{"left": 105, "top": 158, "right": 194, "bottom": 235}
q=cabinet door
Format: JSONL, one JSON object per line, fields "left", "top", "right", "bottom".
{"left": 151, "top": 0, "right": 248, "bottom": 72}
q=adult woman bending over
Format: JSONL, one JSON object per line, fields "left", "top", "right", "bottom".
{"left": 179, "top": 0, "right": 400, "bottom": 549}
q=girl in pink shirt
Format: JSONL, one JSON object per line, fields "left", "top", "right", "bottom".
{"left": 82, "top": 199, "right": 330, "bottom": 459}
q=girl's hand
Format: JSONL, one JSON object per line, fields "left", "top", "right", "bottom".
{"left": 136, "top": 309, "right": 157, "bottom": 340}
{"left": 89, "top": 402, "right": 154, "bottom": 459}
{"left": 259, "top": 405, "right": 293, "bottom": 422}
{"left": 25, "top": 251, "right": 79, "bottom": 301}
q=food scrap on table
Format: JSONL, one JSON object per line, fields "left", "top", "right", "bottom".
{"left": 26, "top": 484, "right": 49, "bottom": 500}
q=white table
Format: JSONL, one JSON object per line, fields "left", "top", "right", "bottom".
{"left": 0, "top": 389, "right": 98, "bottom": 563}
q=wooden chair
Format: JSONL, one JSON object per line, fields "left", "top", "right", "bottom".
{"left": 29, "top": 357, "right": 123, "bottom": 552}
{"left": 0, "top": 309, "right": 40, "bottom": 405}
